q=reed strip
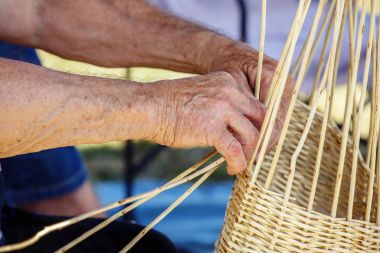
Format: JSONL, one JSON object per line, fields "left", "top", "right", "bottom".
{"left": 376, "top": 1, "right": 380, "bottom": 225}
{"left": 310, "top": 2, "right": 335, "bottom": 104}
{"left": 307, "top": 52, "right": 334, "bottom": 211}
{"left": 265, "top": 0, "right": 328, "bottom": 188}
{"left": 366, "top": 46, "right": 376, "bottom": 166}
{"left": 269, "top": 91, "right": 322, "bottom": 250}
{"left": 255, "top": 0, "right": 266, "bottom": 100}
{"left": 328, "top": 3, "right": 347, "bottom": 122}
{"left": 292, "top": 0, "right": 335, "bottom": 77}
{"left": 247, "top": 0, "right": 307, "bottom": 176}
{"left": 251, "top": 0, "right": 312, "bottom": 185}
{"left": 119, "top": 165, "right": 219, "bottom": 253}
{"left": 349, "top": 0, "right": 376, "bottom": 221}
{"left": 55, "top": 157, "right": 224, "bottom": 252}
{"left": 363, "top": 0, "right": 380, "bottom": 224}
{"left": 331, "top": 0, "right": 367, "bottom": 218}
{"left": 0, "top": 151, "right": 219, "bottom": 252}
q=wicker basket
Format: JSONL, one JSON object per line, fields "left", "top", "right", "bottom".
{"left": 3, "top": 1, "right": 380, "bottom": 252}
{"left": 216, "top": 99, "right": 380, "bottom": 252}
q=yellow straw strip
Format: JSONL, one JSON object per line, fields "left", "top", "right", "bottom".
{"left": 265, "top": 0, "right": 328, "bottom": 188}
{"left": 119, "top": 165, "right": 219, "bottom": 252}
{"left": 331, "top": 0, "right": 367, "bottom": 218}
{"left": 255, "top": 0, "right": 267, "bottom": 100}
{"left": 0, "top": 151, "right": 218, "bottom": 252}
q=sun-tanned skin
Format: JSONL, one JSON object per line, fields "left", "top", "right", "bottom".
{"left": 0, "top": 0, "right": 294, "bottom": 175}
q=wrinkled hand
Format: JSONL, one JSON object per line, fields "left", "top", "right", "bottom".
{"left": 147, "top": 72, "right": 266, "bottom": 175}
{"left": 203, "top": 40, "right": 295, "bottom": 154}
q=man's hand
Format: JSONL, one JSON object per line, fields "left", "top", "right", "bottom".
{"left": 0, "top": 0, "right": 295, "bottom": 170}
{"left": 147, "top": 72, "right": 266, "bottom": 175}
{"left": 201, "top": 39, "right": 295, "bottom": 154}
{"left": 0, "top": 58, "right": 273, "bottom": 175}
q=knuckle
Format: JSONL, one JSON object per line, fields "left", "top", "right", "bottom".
{"left": 221, "top": 71, "right": 235, "bottom": 82}
{"left": 225, "top": 139, "right": 241, "bottom": 155}
{"left": 215, "top": 72, "right": 236, "bottom": 87}
{"left": 210, "top": 71, "right": 227, "bottom": 77}
{"left": 244, "top": 97, "right": 267, "bottom": 123}
{"left": 242, "top": 96, "right": 253, "bottom": 109}
{"left": 253, "top": 100, "right": 267, "bottom": 120}
{"left": 207, "top": 121, "right": 226, "bottom": 143}
{"left": 246, "top": 125, "right": 258, "bottom": 139}
{"left": 215, "top": 71, "right": 234, "bottom": 81}
{"left": 213, "top": 100, "right": 232, "bottom": 113}
{"left": 247, "top": 129, "right": 259, "bottom": 146}
{"left": 205, "top": 120, "right": 220, "bottom": 139}
{"left": 219, "top": 82, "right": 232, "bottom": 94}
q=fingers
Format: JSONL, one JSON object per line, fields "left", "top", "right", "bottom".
{"left": 219, "top": 76, "right": 267, "bottom": 128}
{"left": 211, "top": 72, "right": 265, "bottom": 174}
{"left": 247, "top": 62, "right": 295, "bottom": 155}
{"left": 227, "top": 113, "right": 259, "bottom": 161}
{"left": 168, "top": 71, "right": 269, "bottom": 176}
{"left": 238, "top": 95, "right": 266, "bottom": 129}
{"left": 209, "top": 61, "right": 292, "bottom": 174}
{"left": 212, "top": 111, "right": 259, "bottom": 175}
{"left": 214, "top": 130, "right": 247, "bottom": 175}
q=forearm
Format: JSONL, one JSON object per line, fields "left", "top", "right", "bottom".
{"left": 0, "top": 0, "right": 232, "bottom": 73}
{"left": 0, "top": 58, "right": 154, "bottom": 158}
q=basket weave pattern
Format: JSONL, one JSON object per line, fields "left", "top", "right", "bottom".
{"left": 216, "top": 100, "right": 380, "bottom": 252}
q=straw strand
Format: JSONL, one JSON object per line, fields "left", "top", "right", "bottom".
{"left": 255, "top": 0, "right": 266, "bottom": 100}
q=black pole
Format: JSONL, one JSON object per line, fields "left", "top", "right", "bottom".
{"left": 122, "top": 140, "right": 135, "bottom": 220}
{"left": 124, "top": 140, "right": 134, "bottom": 198}
{"left": 236, "top": 0, "right": 248, "bottom": 42}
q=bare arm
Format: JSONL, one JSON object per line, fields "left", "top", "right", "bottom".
{"left": 0, "top": 58, "right": 154, "bottom": 157}
{"left": 0, "top": 0, "right": 294, "bottom": 173}
{"left": 0, "top": 0, "right": 228, "bottom": 73}
{"left": 1, "top": 58, "right": 265, "bottom": 174}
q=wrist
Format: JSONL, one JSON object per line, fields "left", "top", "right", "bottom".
{"left": 137, "top": 80, "right": 177, "bottom": 143}
{"left": 194, "top": 33, "right": 236, "bottom": 74}
{"left": 196, "top": 34, "right": 261, "bottom": 74}
{"left": 94, "top": 80, "right": 157, "bottom": 142}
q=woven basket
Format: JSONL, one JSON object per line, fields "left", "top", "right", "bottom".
{"left": 216, "top": 99, "right": 380, "bottom": 252}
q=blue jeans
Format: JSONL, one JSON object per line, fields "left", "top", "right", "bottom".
{"left": 0, "top": 147, "right": 87, "bottom": 205}
{"left": 0, "top": 41, "right": 88, "bottom": 205}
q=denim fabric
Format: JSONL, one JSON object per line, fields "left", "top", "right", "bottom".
{"left": 0, "top": 42, "right": 40, "bottom": 65}
{"left": 0, "top": 41, "right": 88, "bottom": 204}
{"left": 0, "top": 147, "right": 87, "bottom": 205}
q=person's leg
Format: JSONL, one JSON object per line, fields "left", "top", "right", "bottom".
{"left": 19, "top": 181, "right": 101, "bottom": 217}
{"left": 1, "top": 147, "right": 102, "bottom": 217}
{"left": 2, "top": 205, "right": 178, "bottom": 253}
